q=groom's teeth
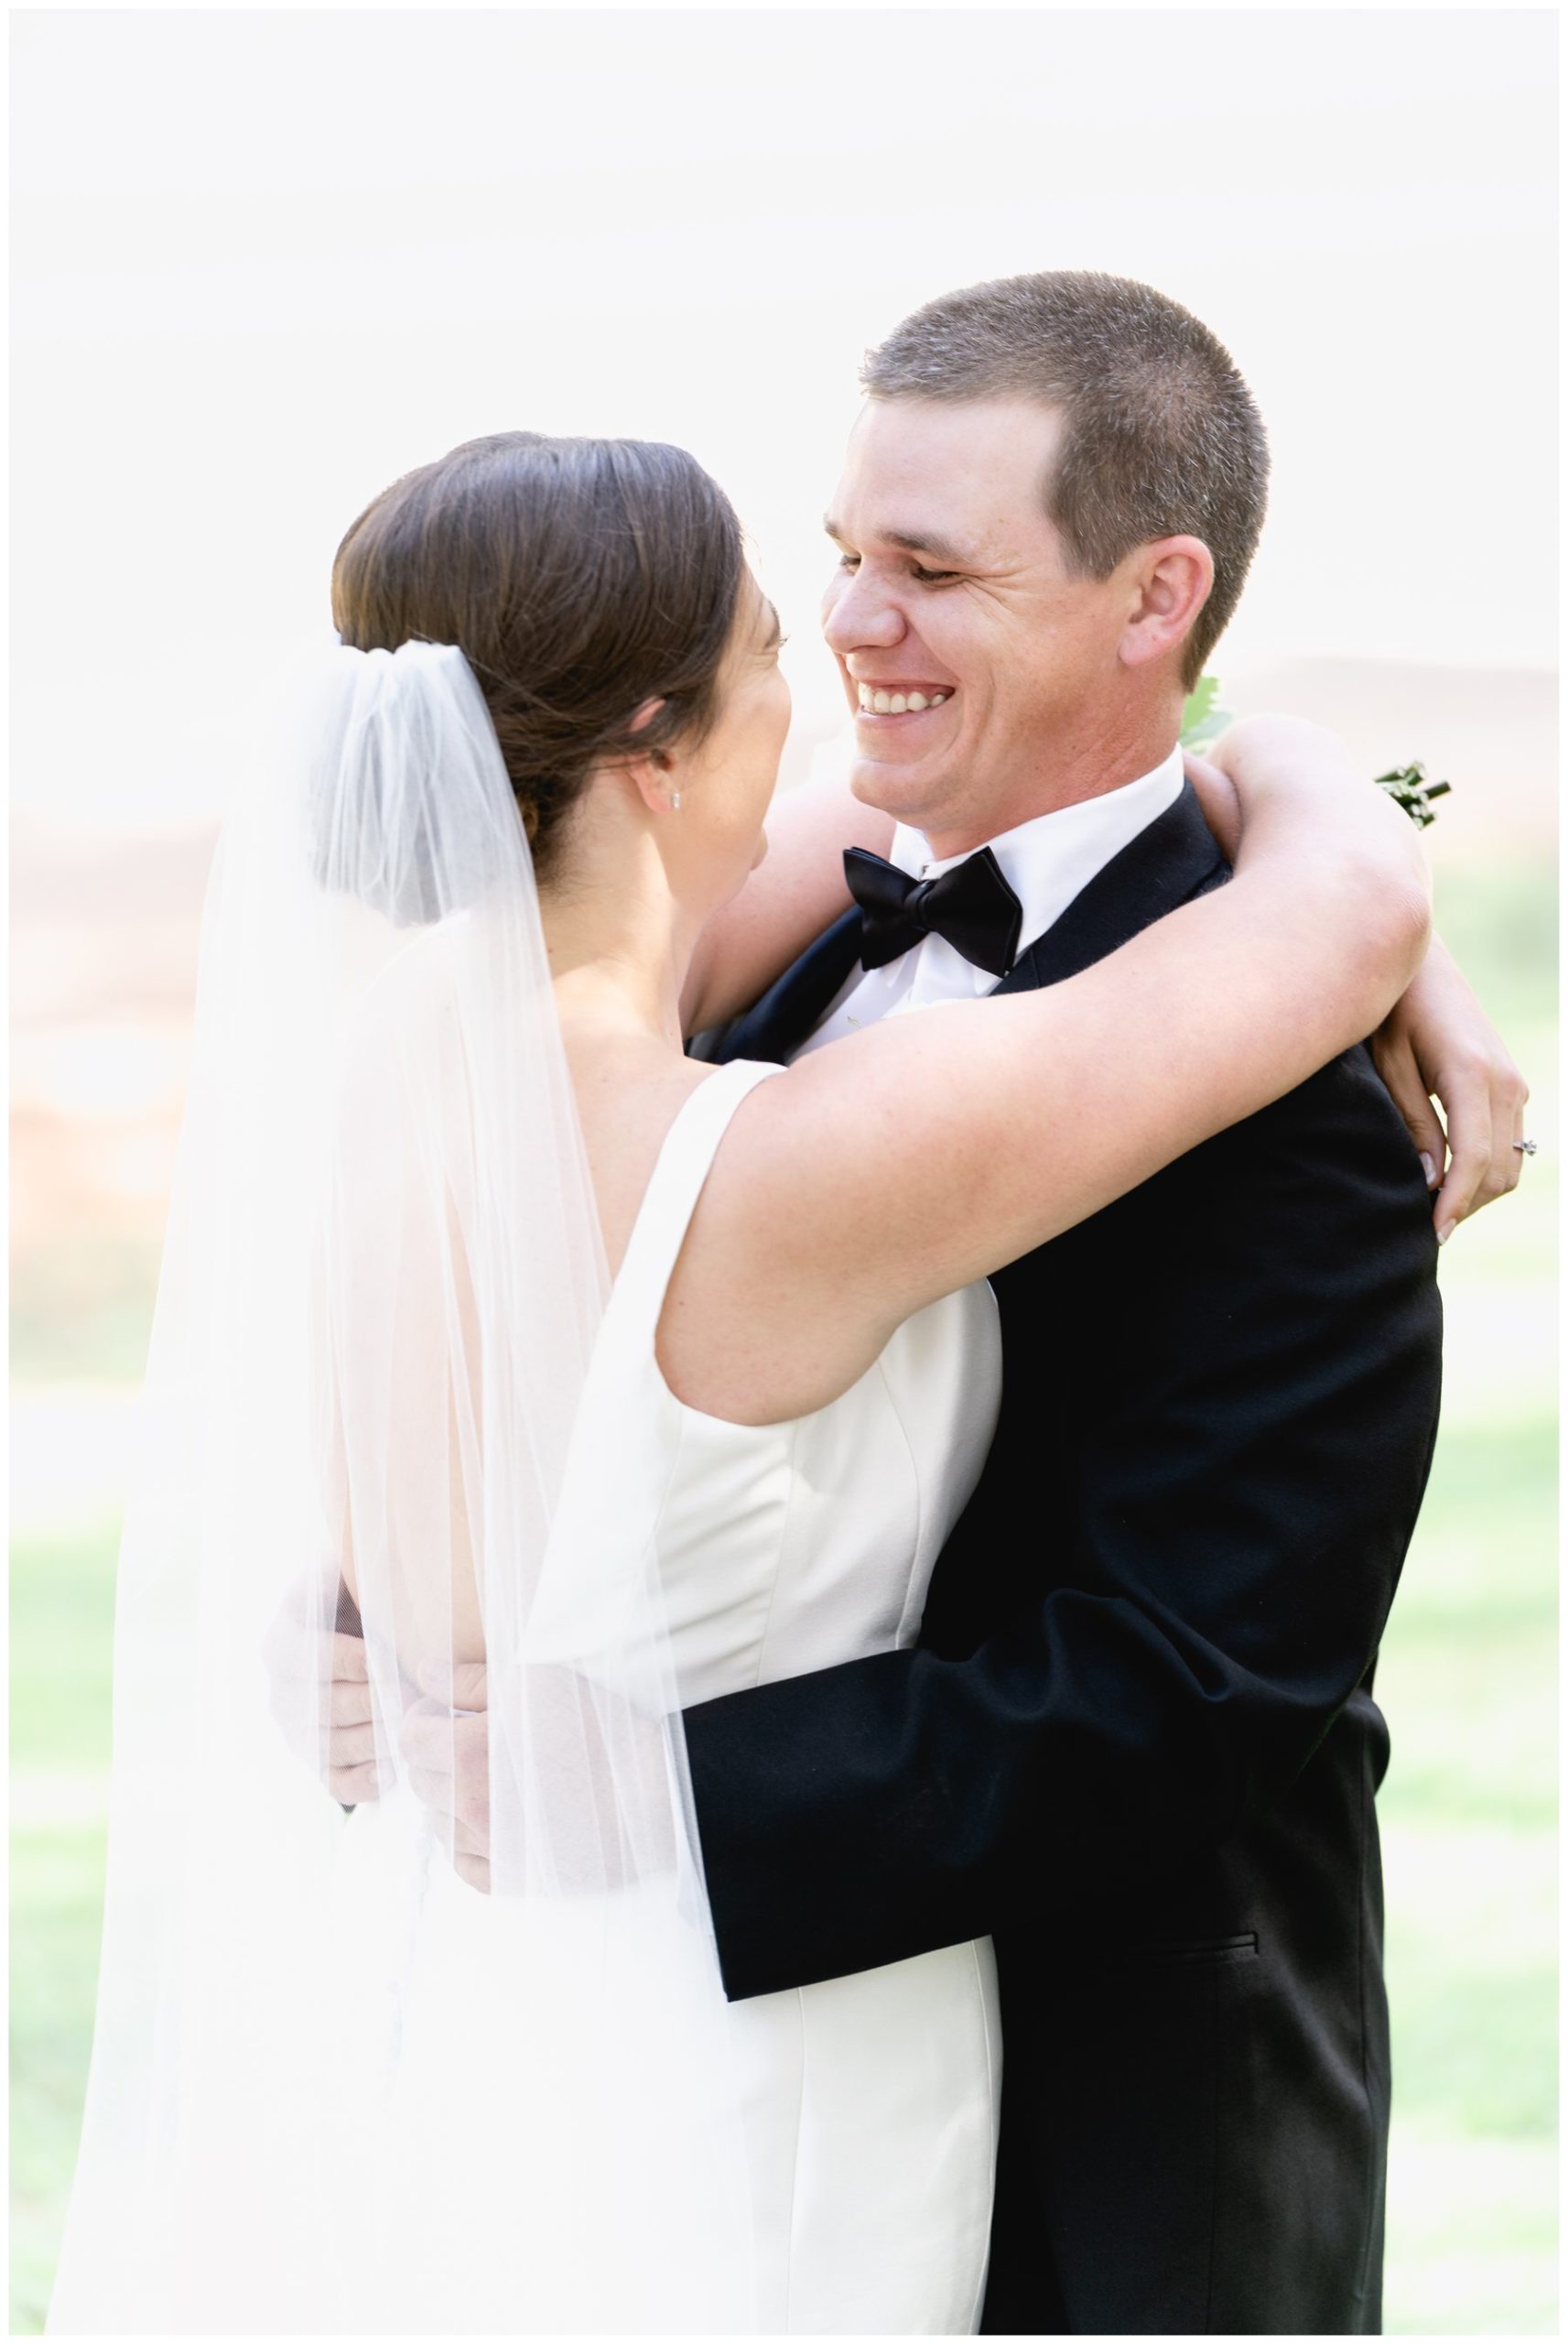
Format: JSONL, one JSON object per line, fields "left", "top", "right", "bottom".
{"left": 855, "top": 683, "right": 951, "bottom": 712}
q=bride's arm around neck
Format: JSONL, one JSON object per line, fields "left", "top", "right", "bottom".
{"left": 658, "top": 731, "right": 1429, "bottom": 1428}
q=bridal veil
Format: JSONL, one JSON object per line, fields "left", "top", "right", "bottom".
{"left": 48, "top": 644, "right": 760, "bottom": 2332}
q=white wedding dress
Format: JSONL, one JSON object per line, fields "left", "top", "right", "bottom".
{"left": 50, "top": 655, "right": 1002, "bottom": 2339}
{"left": 340, "top": 1057, "right": 1004, "bottom": 2335}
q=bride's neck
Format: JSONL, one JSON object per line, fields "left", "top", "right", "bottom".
{"left": 540, "top": 848, "right": 694, "bottom": 1056}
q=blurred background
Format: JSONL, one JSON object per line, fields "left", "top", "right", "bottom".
{"left": 10, "top": 8, "right": 1556, "bottom": 2331}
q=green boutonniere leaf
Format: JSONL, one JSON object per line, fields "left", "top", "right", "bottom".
{"left": 1180, "top": 675, "right": 1231, "bottom": 750}
{"left": 1177, "top": 681, "right": 1452, "bottom": 830}
{"left": 1374, "top": 761, "right": 1453, "bottom": 830}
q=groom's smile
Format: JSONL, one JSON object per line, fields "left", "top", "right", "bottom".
{"left": 820, "top": 394, "right": 1173, "bottom": 860}
{"left": 850, "top": 678, "right": 956, "bottom": 725}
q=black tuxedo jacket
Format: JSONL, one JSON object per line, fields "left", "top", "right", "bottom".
{"left": 682, "top": 783, "right": 1443, "bottom": 2334}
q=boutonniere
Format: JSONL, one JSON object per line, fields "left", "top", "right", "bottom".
{"left": 1371, "top": 762, "right": 1452, "bottom": 830}
{"left": 1182, "top": 677, "right": 1453, "bottom": 829}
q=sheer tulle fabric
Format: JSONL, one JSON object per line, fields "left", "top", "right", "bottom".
{"left": 48, "top": 645, "right": 759, "bottom": 2332}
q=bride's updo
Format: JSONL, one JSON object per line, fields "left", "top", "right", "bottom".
{"left": 331, "top": 432, "right": 746, "bottom": 877}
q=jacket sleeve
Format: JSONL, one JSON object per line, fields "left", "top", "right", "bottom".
{"left": 680, "top": 1044, "right": 1444, "bottom": 2000}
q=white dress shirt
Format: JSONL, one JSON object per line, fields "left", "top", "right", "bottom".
{"left": 795, "top": 744, "right": 1185, "bottom": 1058}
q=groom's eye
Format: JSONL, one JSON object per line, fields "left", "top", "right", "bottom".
{"left": 910, "top": 565, "right": 959, "bottom": 586}
{"left": 836, "top": 553, "right": 861, "bottom": 573}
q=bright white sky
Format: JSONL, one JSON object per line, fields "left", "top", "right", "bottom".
{"left": 12, "top": 7, "right": 1556, "bottom": 830}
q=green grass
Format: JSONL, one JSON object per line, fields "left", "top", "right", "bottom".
{"left": 10, "top": 1513, "right": 118, "bottom": 2335}
{"left": 1376, "top": 1414, "right": 1558, "bottom": 2334}
{"left": 1368, "top": 854, "right": 1559, "bottom": 2333}
{"left": 1433, "top": 859, "right": 1557, "bottom": 1044}
{"left": 11, "top": 857, "right": 1556, "bottom": 2333}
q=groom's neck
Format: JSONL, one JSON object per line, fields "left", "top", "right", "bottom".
{"left": 1033, "top": 707, "right": 1183, "bottom": 808}
{"left": 917, "top": 701, "right": 1183, "bottom": 860}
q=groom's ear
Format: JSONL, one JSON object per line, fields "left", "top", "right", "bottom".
{"left": 1118, "top": 536, "right": 1215, "bottom": 673}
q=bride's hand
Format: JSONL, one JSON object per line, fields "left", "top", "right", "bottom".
{"left": 1372, "top": 934, "right": 1530, "bottom": 1241}
{"left": 1194, "top": 718, "right": 1528, "bottom": 1241}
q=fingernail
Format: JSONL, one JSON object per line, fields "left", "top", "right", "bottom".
{"left": 1419, "top": 1152, "right": 1437, "bottom": 1188}
{"left": 1435, "top": 1222, "right": 1453, "bottom": 1247}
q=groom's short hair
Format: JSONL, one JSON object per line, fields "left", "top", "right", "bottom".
{"left": 862, "top": 272, "right": 1268, "bottom": 688}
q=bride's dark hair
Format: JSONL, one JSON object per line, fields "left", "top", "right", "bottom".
{"left": 331, "top": 432, "right": 746, "bottom": 876}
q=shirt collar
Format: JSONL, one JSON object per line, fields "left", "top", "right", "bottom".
{"left": 891, "top": 743, "right": 1186, "bottom": 962}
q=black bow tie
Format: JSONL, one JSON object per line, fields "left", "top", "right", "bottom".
{"left": 844, "top": 844, "right": 1023, "bottom": 980}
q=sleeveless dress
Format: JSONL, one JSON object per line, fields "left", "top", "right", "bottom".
{"left": 351, "top": 1058, "right": 1004, "bottom": 2334}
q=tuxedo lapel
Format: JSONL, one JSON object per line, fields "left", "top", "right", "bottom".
{"left": 991, "top": 778, "right": 1227, "bottom": 998}
{"left": 705, "top": 906, "right": 863, "bottom": 1065}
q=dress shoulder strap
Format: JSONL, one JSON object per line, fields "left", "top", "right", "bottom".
{"left": 610, "top": 1058, "right": 784, "bottom": 1347}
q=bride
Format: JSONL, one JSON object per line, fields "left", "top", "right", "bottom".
{"left": 49, "top": 429, "right": 1484, "bottom": 2333}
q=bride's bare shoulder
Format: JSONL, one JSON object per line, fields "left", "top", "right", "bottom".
{"left": 566, "top": 1041, "right": 719, "bottom": 1279}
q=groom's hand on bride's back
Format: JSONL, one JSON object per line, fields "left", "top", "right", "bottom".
{"left": 261, "top": 1577, "right": 384, "bottom": 1807}
{"left": 395, "top": 1666, "right": 678, "bottom": 1898}
{"left": 263, "top": 1591, "right": 493, "bottom": 1875}
{"left": 400, "top": 1662, "right": 492, "bottom": 1894}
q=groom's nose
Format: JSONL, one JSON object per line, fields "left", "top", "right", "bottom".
{"left": 821, "top": 567, "right": 906, "bottom": 658}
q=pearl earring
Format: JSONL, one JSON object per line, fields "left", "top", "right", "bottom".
{"left": 671, "top": 791, "right": 683, "bottom": 812}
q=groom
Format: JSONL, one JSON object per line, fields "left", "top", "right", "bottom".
{"left": 676, "top": 272, "right": 1447, "bottom": 2336}
{"left": 338, "top": 274, "right": 1490, "bottom": 2330}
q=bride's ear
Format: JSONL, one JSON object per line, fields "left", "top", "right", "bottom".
{"left": 621, "top": 696, "right": 683, "bottom": 816}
